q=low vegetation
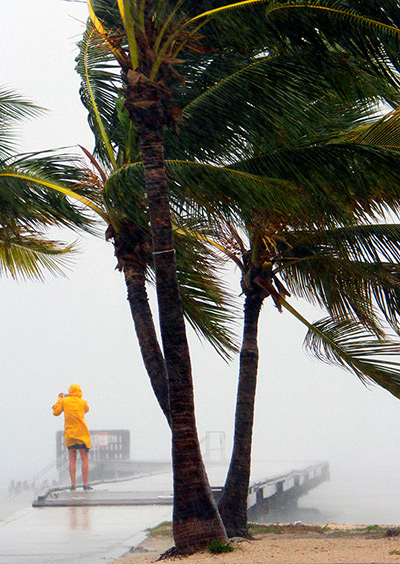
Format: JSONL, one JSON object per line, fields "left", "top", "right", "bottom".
{"left": 207, "top": 540, "right": 234, "bottom": 554}
{"left": 146, "top": 521, "right": 392, "bottom": 543}
{"left": 248, "top": 522, "right": 390, "bottom": 538}
{"left": 146, "top": 522, "right": 173, "bottom": 538}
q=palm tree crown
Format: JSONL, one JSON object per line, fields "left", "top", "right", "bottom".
{"left": 0, "top": 87, "right": 94, "bottom": 280}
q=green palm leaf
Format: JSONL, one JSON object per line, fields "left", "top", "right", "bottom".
{"left": 279, "top": 223, "right": 400, "bottom": 332}
{"left": 0, "top": 87, "right": 96, "bottom": 280}
{"left": 263, "top": 1, "right": 400, "bottom": 85}
{"left": 304, "top": 316, "right": 400, "bottom": 399}
{"left": 168, "top": 49, "right": 398, "bottom": 162}
{"left": 0, "top": 166, "right": 105, "bottom": 229}
{"left": 173, "top": 224, "right": 240, "bottom": 358}
{"left": 75, "top": 26, "right": 121, "bottom": 168}
{"left": 0, "top": 232, "right": 76, "bottom": 280}
{"left": 340, "top": 107, "right": 400, "bottom": 149}
{"left": 235, "top": 143, "right": 400, "bottom": 223}
{"left": 0, "top": 87, "right": 44, "bottom": 159}
{"left": 186, "top": 0, "right": 276, "bottom": 53}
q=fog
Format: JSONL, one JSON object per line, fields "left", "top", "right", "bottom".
{"left": 2, "top": 0, "right": 400, "bottom": 524}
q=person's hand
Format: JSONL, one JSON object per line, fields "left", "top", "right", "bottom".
{"left": 58, "top": 393, "right": 64, "bottom": 398}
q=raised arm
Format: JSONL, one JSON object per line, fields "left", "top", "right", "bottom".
{"left": 52, "top": 395, "right": 64, "bottom": 416}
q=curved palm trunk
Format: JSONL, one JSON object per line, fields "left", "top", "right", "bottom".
{"left": 218, "top": 294, "right": 263, "bottom": 538}
{"left": 138, "top": 120, "right": 227, "bottom": 552}
{"left": 121, "top": 253, "right": 171, "bottom": 423}
{"left": 109, "top": 221, "right": 171, "bottom": 422}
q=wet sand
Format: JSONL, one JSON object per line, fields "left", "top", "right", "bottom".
{"left": 109, "top": 523, "right": 400, "bottom": 564}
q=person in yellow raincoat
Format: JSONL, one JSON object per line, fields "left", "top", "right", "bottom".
{"left": 53, "top": 384, "right": 92, "bottom": 490}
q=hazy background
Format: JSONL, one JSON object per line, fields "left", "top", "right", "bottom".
{"left": 2, "top": 0, "right": 400, "bottom": 524}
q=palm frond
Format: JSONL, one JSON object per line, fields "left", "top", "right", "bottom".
{"left": 0, "top": 233, "right": 76, "bottom": 280}
{"left": 0, "top": 86, "right": 45, "bottom": 159}
{"left": 168, "top": 48, "right": 400, "bottom": 162}
{"left": 87, "top": 0, "right": 128, "bottom": 67}
{"left": 0, "top": 168, "right": 106, "bottom": 228}
{"left": 279, "top": 223, "right": 400, "bottom": 332}
{"left": 235, "top": 143, "right": 400, "bottom": 224}
{"left": 173, "top": 224, "right": 240, "bottom": 359}
{"left": 264, "top": 1, "right": 400, "bottom": 86}
{"left": 340, "top": 107, "right": 400, "bottom": 149}
{"left": 116, "top": 0, "right": 139, "bottom": 69}
{"left": 304, "top": 316, "right": 400, "bottom": 399}
{"left": 75, "top": 25, "right": 121, "bottom": 168}
{"left": 186, "top": 0, "right": 276, "bottom": 53}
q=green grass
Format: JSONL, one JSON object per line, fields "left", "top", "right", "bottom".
{"left": 359, "top": 525, "right": 383, "bottom": 533}
{"left": 145, "top": 520, "right": 389, "bottom": 542}
{"left": 145, "top": 521, "right": 173, "bottom": 538}
{"left": 207, "top": 540, "right": 233, "bottom": 554}
{"left": 248, "top": 522, "right": 389, "bottom": 538}
{"left": 326, "top": 525, "right": 387, "bottom": 538}
{"left": 248, "top": 523, "right": 329, "bottom": 535}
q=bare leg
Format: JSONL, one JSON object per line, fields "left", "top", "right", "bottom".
{"left": 80, "top": 449, "right": 89, "bottom": 487}
{"left": 68, "top": 449, "right": 77, "bottom": 487}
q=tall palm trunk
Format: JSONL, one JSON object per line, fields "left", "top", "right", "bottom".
{"left": 111, "top": 223, "right": 171, "bottom": 423}
{"left": 124, "top": 261, "right": 170, "bottom": 421}
{"left": 137, "top": 119, "right": 227, "bottom": 552}
{"left": 218, "top": 294, "right": 263, "bottom": 538}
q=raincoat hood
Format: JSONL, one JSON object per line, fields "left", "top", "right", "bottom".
{"left": 68, "top": 384, "right": 83, "bottom": 398}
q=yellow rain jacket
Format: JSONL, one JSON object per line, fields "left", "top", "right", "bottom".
{"left": 52, "top": 384, "right": 91, "bottom": 449}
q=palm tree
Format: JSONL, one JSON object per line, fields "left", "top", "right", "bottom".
{"left": 110, "top": 74, "right": 400, "bottom": 541}
{"left": 212, "top": 221, "right": 400, "bottom": 535}
{"left": 77, "top": 0, "right": 400, "bottom": 549}
{"left": 0, "top": 87, "right": 93, "bottom": 280}
{"left": 172, "top": 1, "right": 400, "bottom": 540}
{"left": 81, "top": 2, "right": 243, "bottom": 546}
{"left": 99, "top": 106, "right": 400, "bottom": 541}
{"left": 213, "top": 110, "right": 400, "bottom": 537}
{"left": 3, "top": 0, "right": 396, "bottom": 551}
{"left": 0, "top": 79, "right": 240, "bottom": 556}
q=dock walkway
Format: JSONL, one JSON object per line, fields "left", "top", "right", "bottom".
{"left": 33, "top": 460, "right": 329, "bottom": 516}
{"left": 1, "top": 460, "right": 328, "bottom": 564}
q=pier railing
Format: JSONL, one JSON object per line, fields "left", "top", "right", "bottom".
{"left": 247, "top": 461, "right": 330, "bottom": 520}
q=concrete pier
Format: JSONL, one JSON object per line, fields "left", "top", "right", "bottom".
{"left": 1, "top": 460, "right": 329, "bottom": 564}
{"left": 33, "top": 460, "right": 329, "bottom": 518}
{"left": 0, "top": 504, "right": 172, "bottom": 564}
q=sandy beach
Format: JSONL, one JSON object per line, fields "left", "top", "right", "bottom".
{"left": 109, "top": 523, "right": 400, "bottom": 564}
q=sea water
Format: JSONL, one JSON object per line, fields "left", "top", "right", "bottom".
{"left": 298, "top": 461, "right": 400, "bottom": 525}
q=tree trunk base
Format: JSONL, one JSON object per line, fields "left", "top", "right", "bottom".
{"left": 156, "top": 547, "right": 178, "bottom": 561}
{"left": 228, "top": 531, "right": 254, "bottom": 541}
{"left": 174, "top": 516, "right": 228, "bottom": 554}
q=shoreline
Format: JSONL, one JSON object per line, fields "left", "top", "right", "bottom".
{"left": 109, "top": 522, "right": 400, "bottom": 564}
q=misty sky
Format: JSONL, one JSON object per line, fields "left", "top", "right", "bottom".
{"left": 2, "top": 0, "right": 400, "bottom": 513}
